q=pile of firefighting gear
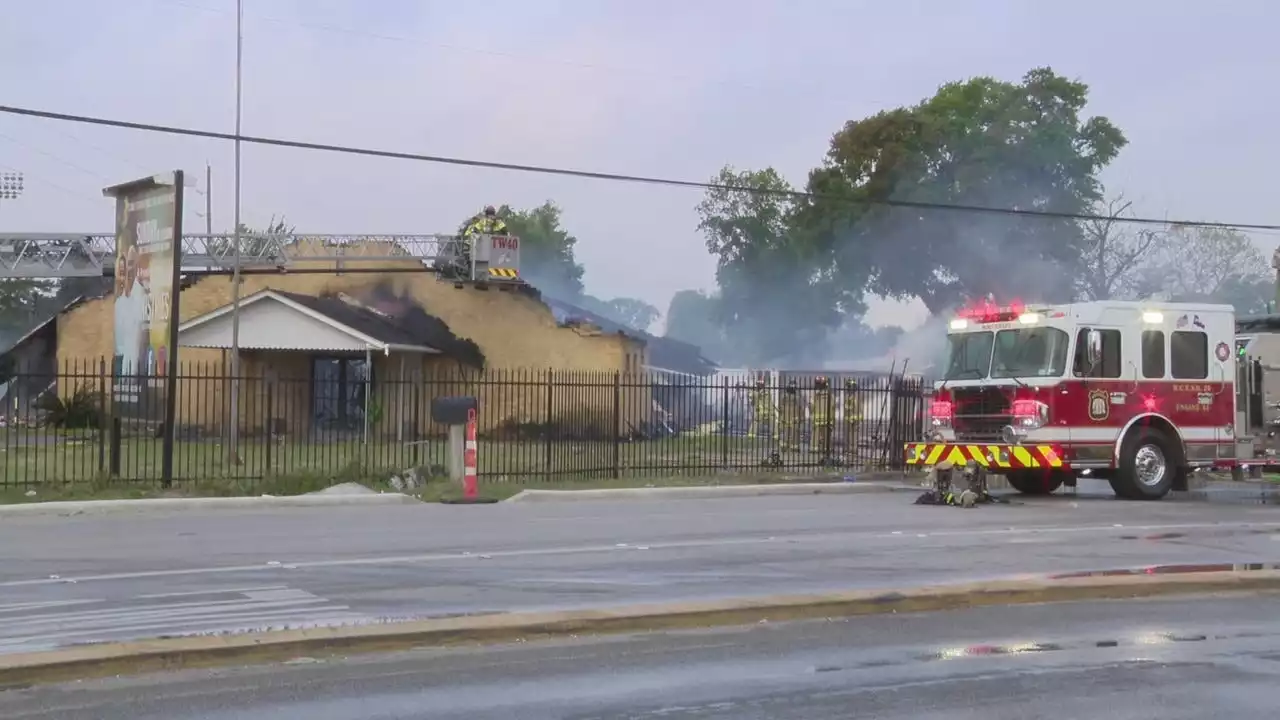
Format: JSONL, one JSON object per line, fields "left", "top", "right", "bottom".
{"left": 914, "top": 461, "right": 1005, "bottom": 508}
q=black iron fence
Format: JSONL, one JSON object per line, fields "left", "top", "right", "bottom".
{"left": 0, "top": 360, "right": 928, "bottom": 487}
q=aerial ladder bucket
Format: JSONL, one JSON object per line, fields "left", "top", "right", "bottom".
{"left": 444, "top": 233, "right": 522, "bottom": 291}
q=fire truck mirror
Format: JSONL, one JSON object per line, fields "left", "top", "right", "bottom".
{"left": 1085, "top": 329, "right": 1103, "bottom": 370}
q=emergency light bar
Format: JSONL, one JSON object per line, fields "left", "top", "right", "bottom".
{"left": 950, "top": 298, "right": 1039, "bottom": 328}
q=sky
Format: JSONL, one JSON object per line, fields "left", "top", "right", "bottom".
{"left": 2, "top": 0, "right": 1279, "bottom": 333}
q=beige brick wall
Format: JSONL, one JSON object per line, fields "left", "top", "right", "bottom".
{"left": 57, "top": 253, "right": 648, "bottom": 436}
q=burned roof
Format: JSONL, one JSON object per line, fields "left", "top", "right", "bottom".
{"left": 275, "top": 291, "right": 486, "bottom": 368}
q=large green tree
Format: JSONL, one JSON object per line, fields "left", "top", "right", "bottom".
{"left": 797, "top": 67, "right": 1126, "bottom": 313}
{"left": 696, "top": 166, "right": 847, "bottom": 366}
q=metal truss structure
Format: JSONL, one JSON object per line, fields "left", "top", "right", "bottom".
{"left": 0, "top": 233, "right": 466, "bottom": 278}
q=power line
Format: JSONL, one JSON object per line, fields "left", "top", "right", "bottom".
{"left": 1, "top": 102, "right": 1277, "bottom": 232}
{"left": 0, "top": 130, "right": 115, "bottom": 184}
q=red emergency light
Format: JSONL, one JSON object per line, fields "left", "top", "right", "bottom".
{"left": 957, "top": 297, "right": 1026, "bottom": 324}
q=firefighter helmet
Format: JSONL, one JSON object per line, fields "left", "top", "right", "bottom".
{"left": 786, "top": 379, "right": 798, "bottom": 393}
{"left": 755, "top": 376, "right": 766, "bottom": 387}
{"left": 814, "top": 376, "right": 829, "bottom": 389}
{"left": 483, "top": 205, "right": 497, "bottom": 217}
{"left": 845, "top": 378, "right": 858, "bottom": 389}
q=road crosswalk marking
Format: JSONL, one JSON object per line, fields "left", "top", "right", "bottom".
{"left": 0, "top": 585, "right": 368, "bottom": 654}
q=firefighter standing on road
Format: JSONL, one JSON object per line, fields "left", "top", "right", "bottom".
{"left": 778, "top": 379, "right": 803, "bottom": 451}
{"left": 810, "top": 376, "right": 834, "bottom": 460}
{"left": 747, "top": 376, "right": 777, "bottom": 441}
{"left": 843, "top": 378, "right": 863, "bottom": 464}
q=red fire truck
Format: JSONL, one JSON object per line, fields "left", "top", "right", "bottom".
{"left": 904, "top": 299, "right": 1237, "bottom": 500}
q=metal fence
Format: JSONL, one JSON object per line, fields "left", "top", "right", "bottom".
{"left": 0, "top": 360, "right": 928, "bottom": 487}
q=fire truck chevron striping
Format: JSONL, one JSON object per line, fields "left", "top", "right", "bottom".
{"left": 906, "top": 299, "right": 1238, "bottom": 501}
{"left": 905, "top": 443, "right": 1065, "bottom": 469}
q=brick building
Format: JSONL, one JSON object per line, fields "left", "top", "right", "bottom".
{"left": 41, "top": 249, "right": 655, "bottom": 439}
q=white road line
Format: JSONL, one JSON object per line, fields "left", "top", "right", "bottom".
{"left": 0, "top": 607, "right": 364, "bottom": 651}
{"left": 0, "top": 596, "right": 332, "bottom": 630}
{"left": 0, "top": 587, "right": 365, "bottom": 654}
{"left": 134, "top": 585, "right": 289, "bottom": 599}
{"left": 2, "top": 520, "right": 1276, "bottom": 589}
{"left": 0, "top": 599, "right": 102, "bottom": 613}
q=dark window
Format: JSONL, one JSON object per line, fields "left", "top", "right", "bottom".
{"left": 311, "top": 356, "right": 372, "bottom": 432}
{"left": 1171, "top": 331, "right": 1208, "bottom": 379}
{"left": 1073, "top": 329, "right": 1122, "bottom": 379}
{"left": 1141, "top": 330, "right": 1165, "bottom": 379}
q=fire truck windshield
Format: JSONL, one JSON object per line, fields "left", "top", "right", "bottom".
{"left": 991, "top": 327, "right": 1071, "bottom": 378}
{"left": 944, "top": 327, "right": 1071, "bottom": 380}
{"left": 943, "top": 332, "right": 994, "bottom": 380}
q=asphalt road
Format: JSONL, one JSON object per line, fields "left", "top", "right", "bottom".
{"left": 3, "top": 593, "right": 1278, "bottom": 718}
{"left": 1, "top": 483, "right": 1279, "bottom": 654}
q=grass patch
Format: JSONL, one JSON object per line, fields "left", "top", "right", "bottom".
{"left": 0, "top": 465, "right": 882, "bottom": 506}
{"left": 1, "top": 434, "right": 877, "bottom": 484}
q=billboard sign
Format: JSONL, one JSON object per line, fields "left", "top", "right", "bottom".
{"left": 105, "top": 173, "right": 183, "bottom": 426}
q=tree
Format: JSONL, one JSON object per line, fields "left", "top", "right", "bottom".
{"left": 696, "top": 166, "right": 846, "bottom": 366}
{"left": 664, "top": 289, "right": 734, "bottom": 363}
{"left": 1134, "top": 226, "right": 1272, "bottom": 313}
{"left": 593, "top": 297, "right": 660, "bottom": 333}
{"left": 480, "top": 201, "right": 585, "bottom": 298}
{"left": 1076, "top": 193, "right": 1159, "bottom": 301}
{"left": 797, "top": 67, "right": 1127, "bottom": 313}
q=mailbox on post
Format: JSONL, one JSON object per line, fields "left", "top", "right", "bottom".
{"left": 431, "top": 396, "right": 478, "bottom": 493}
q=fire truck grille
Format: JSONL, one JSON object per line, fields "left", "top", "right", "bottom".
{"left": 951, "top": 387, "right": 1012, "bottom": 442}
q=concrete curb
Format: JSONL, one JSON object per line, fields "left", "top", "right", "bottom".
{"left": 506, "top": 481, "right": 919, "bottom": 503}
{"left": 3, "top": 568, "right": 1278, "bottom": 687}
{"left": 0, "top": 492, "right": 420, "bottom": 517}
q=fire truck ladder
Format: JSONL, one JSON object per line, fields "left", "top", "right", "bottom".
{"left": 0, "top": 233, "right": 521, "bottom": 286}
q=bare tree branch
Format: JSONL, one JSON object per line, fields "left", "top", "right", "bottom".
{"left": 1076, "top": 192, "right": 1158, "bottom": 300}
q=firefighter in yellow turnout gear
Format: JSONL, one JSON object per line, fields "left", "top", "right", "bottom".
{"left": 810, "top": 376, "right": 834, "bottom": 462}
{"left": 843, "top": 378, "right": 862, "bottom": 464}
{"left": 746, "top": 377, "right": 777, "bottom": 441}
{"left": 778, "top": 379, "right": 803, "bottom": 451}
{"left": 454, "top": 205, "right": 508, "bottom": 278}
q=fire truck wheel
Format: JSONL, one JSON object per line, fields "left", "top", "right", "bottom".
{"left": 1111, "top": 429, "right": 1176, "bottom": 500}
{"left": 1003, "top": 470, "right": 1065, "bottom": 495}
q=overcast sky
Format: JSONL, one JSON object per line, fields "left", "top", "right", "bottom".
{"left": 2, "top": 0, "right": 1278, "bottom": 331}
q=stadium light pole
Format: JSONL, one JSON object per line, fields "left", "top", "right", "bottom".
{"left": 227, "top": 0, "right": 244, "bottom": 463}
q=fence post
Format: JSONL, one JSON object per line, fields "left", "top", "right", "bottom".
{"left": 411, "top": 381, "right": 421, "bottom": 467}
{"left": 543, "top": 369, "right": 553, "bottom": 474}
{"left": 109, "top": 416, "right": 122, "bottom": 477}
{"left": 888, "top": 376, "right": 904, "bottom": 470}
{"left": 720, "top": 375, "right": 729, "bottom": 467}
{"left": 264, "top": 380, "right": 274, "bottom": 476}
{"left": 97, "top": 358, "right": 107, "bottom": 474}
{"left": 611, "top": 371, "right": 621, "bottom": 479}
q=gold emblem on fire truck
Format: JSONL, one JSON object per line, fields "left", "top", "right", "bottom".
{"left": 1087, "top": 389, "right": 1110, "bottom": 422}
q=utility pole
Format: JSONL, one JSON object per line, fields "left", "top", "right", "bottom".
{"left": 1272, "top": 248, "right": 1280, "bottom": 315}
{"left": 204, "top": 163, "right": 212, "bottom": 235}
{"left": 228, "top": 0, "right": 244, "bottom": 464}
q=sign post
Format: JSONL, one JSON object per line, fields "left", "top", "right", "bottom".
{"left": 103, "top": 171, "right": 184, "bottom": 486}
